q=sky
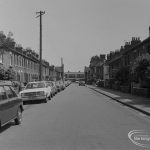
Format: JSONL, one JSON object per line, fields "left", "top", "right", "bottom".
{"left": 0, "top": 0, "right": 150, "bottom": 72}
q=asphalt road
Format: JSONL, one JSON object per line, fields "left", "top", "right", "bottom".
{"left": 0, "top": 83, "right": 150, "bottom": 150}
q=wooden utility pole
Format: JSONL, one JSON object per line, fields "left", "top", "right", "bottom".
{"left": 36, "top": 11, "right": 45, "bottom": 81}
{"left": 61, "top": 57, "right": 64, "bottom": 80}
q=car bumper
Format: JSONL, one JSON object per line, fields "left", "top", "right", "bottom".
{"left": 79, "top": 84, "right": 85, "bottom": 86}
{"left": 21, "top": 96, "right": 47, "bottom": 101}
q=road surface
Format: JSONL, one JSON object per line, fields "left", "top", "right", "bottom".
{"left": 0, "top": 83, "right": 150, "bottom": 150}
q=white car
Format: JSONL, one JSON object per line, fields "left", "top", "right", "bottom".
{"left": 19, "top": 81, "right": 52, "bottom": 103}
{"left": 46, "top": 81, "right": 57, "bottom": 96}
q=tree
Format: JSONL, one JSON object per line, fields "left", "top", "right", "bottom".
{"left": 5, "top": 67, "right": 16, "bottom": 80}
{"left": 0, "top": 66, "right": 16, "bottom": 80}
{"left": 5, "top": 31, "right": 16, "bottom": 49}
{"left": 0, "top": 31, "right": 15, "bottom": 49}
{"left": 0, "top": 31, "right": 6, "bottom": 48}
{"left": 132, "top": 53, "right": 150, "bottom": 87}
{"left": 0, "top": 67, "right": 5, "bottom": 80}
{"left": 89, "top": 55, "right": 101, "bottom": 83}
{"left": 115, "top": 66, "right": 130, "bottom": 86}
{"left": 89, "top": 55, "right": 100, "bottom": 67}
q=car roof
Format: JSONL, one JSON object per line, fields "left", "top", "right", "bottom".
{"left": 27, "top": 81, "right": 46, "bottom": 84}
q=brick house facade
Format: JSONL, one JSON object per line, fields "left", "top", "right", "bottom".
{"left": 0, "top": 47, "right": 54, "bottom": 83}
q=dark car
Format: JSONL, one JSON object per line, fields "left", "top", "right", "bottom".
{"left": 0, "top": 80, "right": 23, "bottom": 127}
{"left": 79, "top": 81, "right": 85, "bottom": 86}
{"left": 96, "top": 80, "right": 104, "bottom": 87}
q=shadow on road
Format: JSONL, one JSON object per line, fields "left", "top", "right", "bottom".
{"left": 23, "top": 100, "right": 46, "bottom": 105}
{"left": 0, "top": 122, "right": 15, "bottom": 134}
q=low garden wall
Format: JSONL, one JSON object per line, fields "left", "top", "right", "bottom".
{"left": 120, "top": 86, "right": 131, "bottom": 93}
{"left": 132, "top": 87, "right": 150, "bottom": 97}
{"left": 112, "top": 84, "right": 120, "bottom": 90}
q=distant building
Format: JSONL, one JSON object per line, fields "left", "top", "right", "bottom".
{"left": 88, "top": 54, "right": 106, "bottom": 83}
{"left": 65, "top": 71, "right": 85, "bottom": 81}
{"left": 55, "top": 66, "right": 64, "bottom": 80}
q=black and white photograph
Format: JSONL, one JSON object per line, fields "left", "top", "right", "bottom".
{"left": 0, "top": 0, "right": 150, "bottom": 149}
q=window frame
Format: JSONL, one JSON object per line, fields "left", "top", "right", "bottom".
{"left": 4, "top": 86, "right": 17, "bottom": 99}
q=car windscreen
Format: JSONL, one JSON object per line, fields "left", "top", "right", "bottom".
{"left": 47, "top": 82, "right": 53, "bottom": 87}
{"left": 25, "top": 82, "right": 45, "bottom": 89}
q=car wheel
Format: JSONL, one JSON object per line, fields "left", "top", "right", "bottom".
{"left": 15, "top": 108, "right": 22, "bottom": 125}
{"left": 48, "top": 95, "right": 51, "bottom": 100}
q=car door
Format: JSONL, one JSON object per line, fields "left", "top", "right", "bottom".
{"left": 3, "top": 86, "right": 20, "bottom": 122}
{"left": 9, "top": 86, "right": 22, "bottom": 117}
{"left": 0, "top": 86, "right": 11, "bottom": 125}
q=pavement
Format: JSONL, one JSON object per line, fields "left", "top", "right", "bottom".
{"left": 87, "top": 85, "right": 150, "bottom": 116}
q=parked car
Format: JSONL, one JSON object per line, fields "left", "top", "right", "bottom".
{"left": 52, "top": 81, "right": 58, "bottom": 94}
{"left": 59, "top": 80, "right": 66, "bottom": 90}
{"left": 67, "top": 80, "right": 72, "bottom": 86}
{"left": 79, "top": 81, "right": 85, "bottom": 86}
{"left": 96, "top": 80, "right": 104, "bottom": 87}
{"left": 0, "top": 80, "right": 23, "bottom": 127}
{"left": 46, "top": 81, "right": 56, "bottom": 97}
{"left": 65, "top": 80, "right": 71, "bottom": 87}
{"left": 75, "top": 80, "right": 79, "bottom": 83}
{"left": 19, "top": 81, "right": 52, "bottom": 103}
{"left": 55, "top": 81, "right": 62, "bottom": 92}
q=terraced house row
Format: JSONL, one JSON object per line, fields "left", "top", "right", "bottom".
{"left": 85, "top": 27, "right": 150, "bottom": 97}
{"left": 0, "top": 42, "right": 64, "bottom": 83}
